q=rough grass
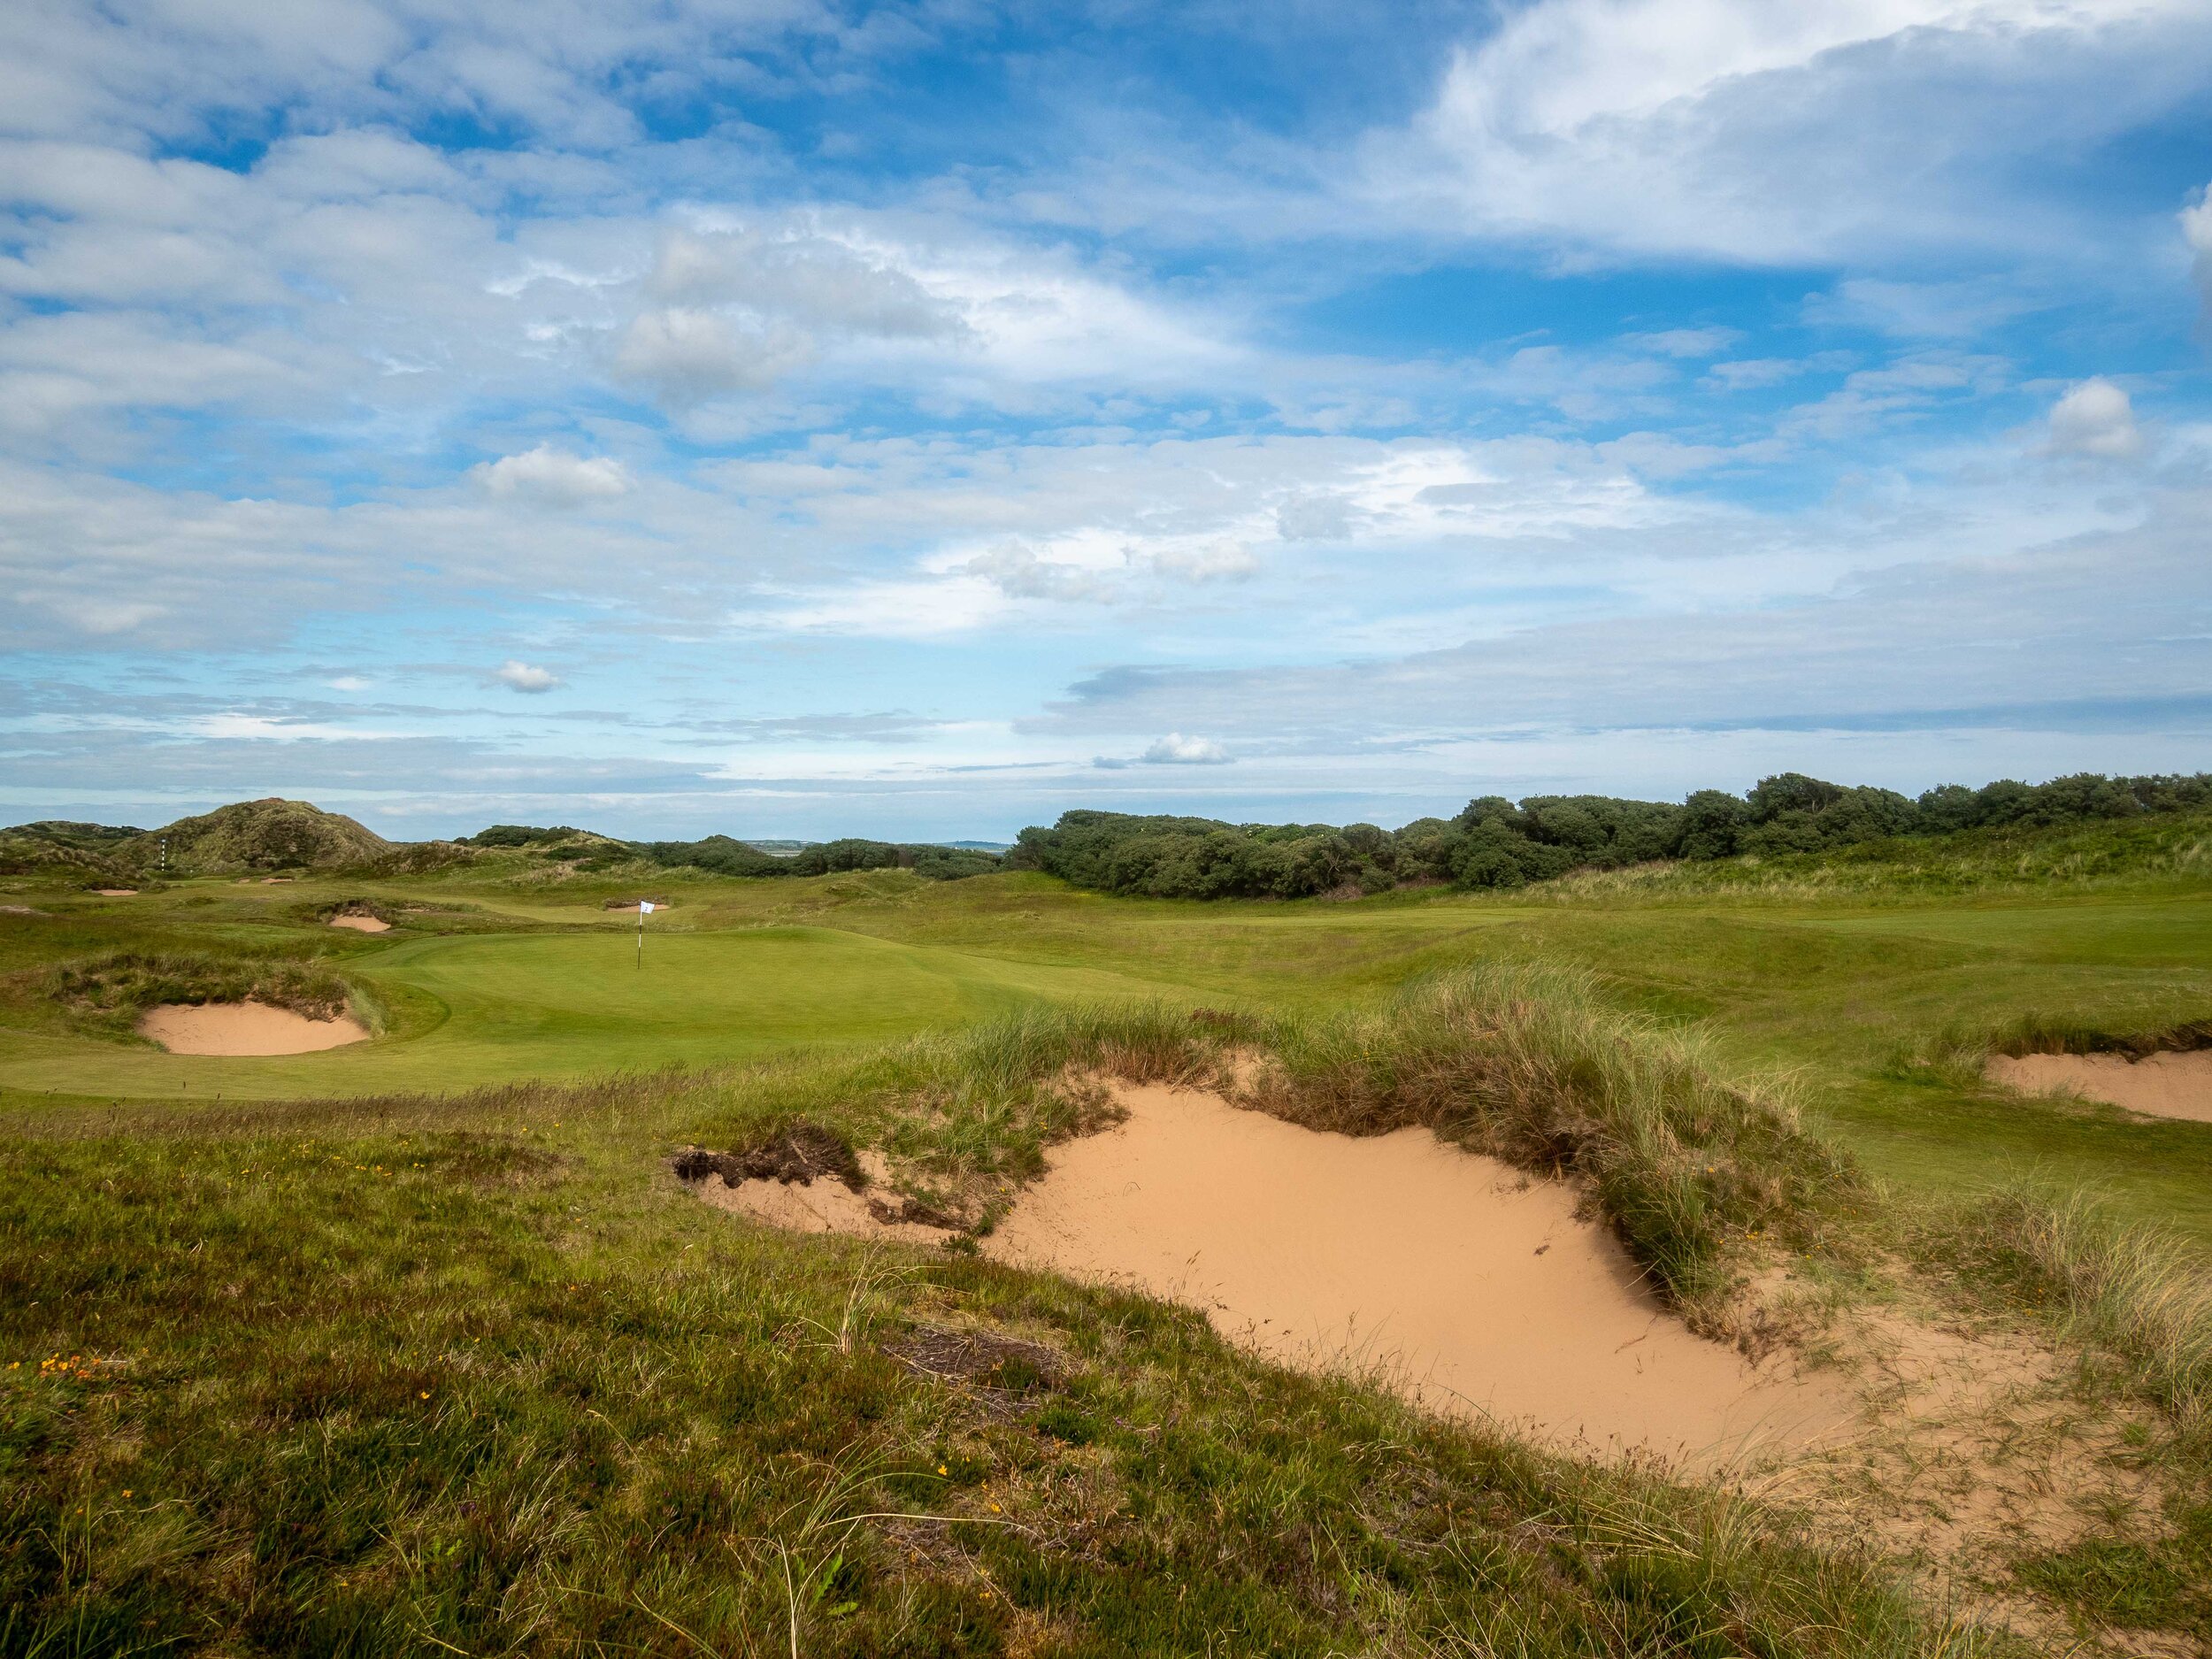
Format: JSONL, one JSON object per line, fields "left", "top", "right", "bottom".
{"left": 0, "top": 1086, "right": 2013, "bottom": 1658}
{"left": 1954, "top": 1188, "right": 2212, "bottom": 1441}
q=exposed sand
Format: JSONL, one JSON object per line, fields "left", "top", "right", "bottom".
{"left": 139, "top": 1000, "right": 369, "bottom": 1056}
{"left": 327, "top": 912, "right": 390, "bottom": 933}
{"left": 980, "top": 1085, "right": 1846, "bottom": 1464}
{"left": 1988, "top": 1050, "right": 2212, "bottom": 1123}
{"left": 93, "top": 887, "right": 137, "bottom": 897}
{"left": 690, "top": 1150, "right": 956, "bottom": 1245}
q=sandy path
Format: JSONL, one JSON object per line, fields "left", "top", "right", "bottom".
{"left": 328, "top": 913, "right": 390, "bottom": 933}
{"left": 1988, "top": 1051, "right": 2212, "bottom": 1124}
{"left": 982, "top": 1085, "right": 1847, "bottom": 1465}
{"left": 139, "top": 1001, "right": 369, "bottom": 1056}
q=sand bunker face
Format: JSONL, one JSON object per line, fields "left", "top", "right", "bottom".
{"left": 982, "top": 1086, "right": 1843, "bottom": 1464}
{"left": 139, "top": 1000, "right": 369, "bottom": 1056}
{"left": 327, "top": 912, "right": 390, "bottom": 933}
{"left": 94, "top": 888, "right": 137, "bottom": 897}
{"left": 1988, "top": 1050, "right": 2212, "bottom": 1123}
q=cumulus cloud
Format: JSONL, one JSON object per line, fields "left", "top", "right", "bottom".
{"left": 961, "top": 542, "right": 1118, "bottom": 603}
{"left": 1075, "top": 730, "right": 1237, "bottom": 771}
{"left": 495, "top": 660, "right": 561, "bottom": 693}
{"left": 2047, "top": 378, "right": 2142, "bottom": 459}
{"left": 1374, "top": 0, "right": 2211, "bottom": 264}
{"left": 2184, "top": 183, "right": 2212, "bottom": 310}
{"left": 1101, "top": 733, "right": 1233, "bottom": 767}
{"left": 611, "top": 308, "right": 812, "bottom": 404}
{"left": 1143, "top": 733, "right": 1231, "bottom": 764}
{"left": 474, "top": 444, "right": 634, "bottom": 505}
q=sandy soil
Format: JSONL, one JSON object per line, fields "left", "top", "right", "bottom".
{"left": 93, "top": 887, "right": 137, "bottom": 897}
{"left": 1988, "top": 1050, "right": 2212, "bottom": 1123}
{"left": 139, "top": 1000, "right": 369, "bottom": 1056}
{"left": 977, "top": 1084, "right": 1847, "bottom": 1464}
{"left": 327, "top": 913, "right": 390, "bottom": 933}
{"left": 691, "top": 1150, "right": 955, "bottom": 1245}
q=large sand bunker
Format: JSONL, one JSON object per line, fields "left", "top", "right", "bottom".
{"left": 983, "top": 1086, "right": 1843, "bottom": 1463}
{"left": 327, "top": 912, "right": 390, "bottom": 933}
{"left": 1987, "top": 1050, "right": 2212, "bottom": 1124}
{"left": 689, "top": 1084, "right": 1846, "bottom": 1463}
{"left": 139, "top": 1001, "right": 369, "bottom": 1056}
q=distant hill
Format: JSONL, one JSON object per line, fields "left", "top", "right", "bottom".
{"left": 124, "top": 798, "right": 395, "bottom": 874}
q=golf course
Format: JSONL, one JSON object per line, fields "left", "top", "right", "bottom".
{"left": 4, "top": 797, "right": 2212, "bottom": 1655}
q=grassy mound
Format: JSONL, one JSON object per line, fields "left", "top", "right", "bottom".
{"left": 125, "top": 798, "right": 392, "bottom": 875}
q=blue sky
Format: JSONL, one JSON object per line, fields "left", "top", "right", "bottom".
{"left": 4, "top": 0, "right": 2212, "bottom": 841}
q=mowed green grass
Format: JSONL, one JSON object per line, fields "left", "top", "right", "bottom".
{"left": 0, "top": 922, "right": 1180, "bottom": 1101}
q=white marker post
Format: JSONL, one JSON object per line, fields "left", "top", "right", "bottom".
{"left": 636, "top": 899, "right": 654, "bottom": 968}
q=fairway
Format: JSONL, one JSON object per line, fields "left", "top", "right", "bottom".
{"left": 0, "top": 923, "right": 1184, "bottom": 1100}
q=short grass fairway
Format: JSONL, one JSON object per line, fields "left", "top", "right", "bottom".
{"left": 6, "top": 821, "right": 2212, "bottom": 1655}
{"left": 0, "top": 922, "right": 1175, "bottom": 1100}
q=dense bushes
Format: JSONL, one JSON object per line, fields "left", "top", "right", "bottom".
{"left": 1010, "top": 772, "right": 2212, "bottom": 899}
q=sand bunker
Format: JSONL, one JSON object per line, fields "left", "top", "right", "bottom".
{"left": 139, "top": 1001, "right": 369, "bottom": 1056}
{"left": 1988, "top": 1050, "right": 2212, "bottom": 1123}
{"left": 93, "top": 887, "right": 137, "bottom": 897}
{"left": 687, "top": 1085, "right": 1846, "bottom": 1463}
{"left": 327, "top": 912, "right": 390, "bottom": 933}
{"left": 981, "top": 1086, "right": 1844, "bottom": 1463}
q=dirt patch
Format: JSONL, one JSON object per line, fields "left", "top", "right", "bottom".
{"left": 139, "top": 1000, "right": 369, "bottom": 1056}
{"left": 978, "top": 1082, "right": 1848, "bottom": 1466}
{"left": 1989, "top": 1051, "right": 2212, "bottom": 1124}
{"left": 676, "top": 1123, "right": 862, "bottom": 1187}
{"left": 327, "top": 912, "right": 390, "bottom": 933}
{"left": 884, "top": 1325, "right": 1066, "bottom": 1393}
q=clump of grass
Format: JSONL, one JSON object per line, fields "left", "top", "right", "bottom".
{"left": 1245, "top": 963, "right": 1857, "bottom": 1309}
{"left": 40, "top": 949, "right": 364, "bottom": 1039}
{"left": 1956, "top": 1187, "right": 2212, "bottom": 1440}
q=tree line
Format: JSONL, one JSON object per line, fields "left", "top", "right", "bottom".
{"left": 1005, "top": 772, "right": 2212, "bottom": 899}
{"left": 464, "top": 825, "right": 1002, "bottom": 881}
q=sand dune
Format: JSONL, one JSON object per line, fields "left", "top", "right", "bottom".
{"left": 139, "top": 1001, "right": 369, "bottom": 1056}
{"left": 1988, "top": 1049, "right": 2212, "bottom": 1123}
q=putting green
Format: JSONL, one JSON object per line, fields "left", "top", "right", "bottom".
{"left": 0, "top": 926, "right": 1183, "bottom": 1101}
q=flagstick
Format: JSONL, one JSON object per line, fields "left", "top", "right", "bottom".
{"left": 637, "top": 905, "right": 643, "bottom": 970}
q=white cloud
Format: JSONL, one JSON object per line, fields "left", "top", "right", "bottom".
{"left": 1374, "top": 0, "right": 2208, "bottom": 264}
{"left": 1624, "top": 326, "right": 1740, "bottom": 358}
{"left": 474, "top": 443, "right": 634, "bottom": 505}
{"left": 1142, "top": 733, "right": 1231, "bottom": 764}
{"left": 495, "top": 660, "right": 561, "bottom": 693}
{"left": 2047, "top": 377, "right": 2142, "bottom": 459}
{"left": 1094, "top": 732, "right": 1233, "bottom": 768}
{"left": 2184, "top": 182, "right": 2212, "bottom": 310}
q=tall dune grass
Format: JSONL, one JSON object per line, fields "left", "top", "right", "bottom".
{"left": 1965, "top": 1188, "right": 2212, "bottom": 1440}
{"left": 1244, "top": 964, "right": 1856, "bottom": 1307}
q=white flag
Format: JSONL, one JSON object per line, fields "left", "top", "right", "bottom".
{"left": 638, "top": 901, "right": 655, "bottom": 915}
